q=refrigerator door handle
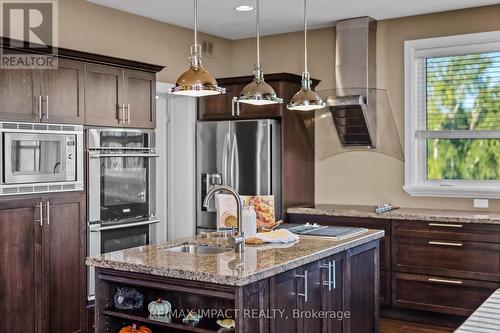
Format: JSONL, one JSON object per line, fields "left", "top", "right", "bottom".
{"left": 230, "top": 133, "right": 236, "bottom": 189}
{"left": 232, "top": 133, "right": 240, "bottom": 192}
{"left": 222, "top": 132, "right": 230, "bottom": 186}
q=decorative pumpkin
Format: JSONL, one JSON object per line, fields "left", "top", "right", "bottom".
{"left": 118, "top": 323, "right": 152, "bottom": 333}
{"left": 147, "top": 298, "right": 172, "bottom": 317}
{"left": 217, "top": 318, "right": 235, "bottom": 328}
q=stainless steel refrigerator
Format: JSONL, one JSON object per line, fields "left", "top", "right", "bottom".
{"left": 196, "top": 119, "right": 281, "bottom": 232}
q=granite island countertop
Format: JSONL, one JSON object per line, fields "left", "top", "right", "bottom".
{"left": 86, "top": 229, "right": 384, "bottom": 286}
{"left": 288, "top": 204, "right": 500, "bottom": 225}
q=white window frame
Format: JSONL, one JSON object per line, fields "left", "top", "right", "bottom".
{"left": 404, "top": 31, "right": 500, "bottom": 198}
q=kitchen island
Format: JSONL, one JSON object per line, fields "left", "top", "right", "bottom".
{"left": 87, "top": 230, "right": 384, "bottom": 333}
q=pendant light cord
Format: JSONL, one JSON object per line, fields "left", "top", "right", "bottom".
{"left": 256, "top": 0, "right": 260, "bottom": 66}
{"left": 304, "top": 0, "right": 308, "bottom": 73}
{"left": 194, "top": 0, "right": 198, "bottom": 47}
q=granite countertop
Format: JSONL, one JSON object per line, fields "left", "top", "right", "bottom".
{"left": 455, "top": 289, "right": 500, "bottom": 332}
{"left": 86, "top": 229, "right": 384, "bottom": 286}
{"left": 288, "top": 204, "right": 500, "bottom": 225}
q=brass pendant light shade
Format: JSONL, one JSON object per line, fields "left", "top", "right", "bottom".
{"left": 287, "top": 0, "right": 325, "bottom": 111}
{"left": 171, "top": 0, "right": 225, "bottom": 97}
{"left": 236, "top": 0, "right": 283, "bottom": 106}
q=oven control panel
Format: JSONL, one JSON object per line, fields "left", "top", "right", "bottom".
{"left": 66, "top": 135, "right": 76, "bottom": 181}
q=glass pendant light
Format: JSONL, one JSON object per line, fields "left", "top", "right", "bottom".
{"left": 171, "top": 0, "right": 225, "bottom": 97}
{"left": 287, "top": 0, "right": 325, "bottom": 111}
{"left": 235, "top": 0, "right": 283, "bottom": 106}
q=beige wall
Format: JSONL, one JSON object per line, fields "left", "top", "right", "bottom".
{"left": 57, "top": 0, "right": 233, "bottom": 83}
{"left": 316, "top": 5, "right": 500, "bottom": 211}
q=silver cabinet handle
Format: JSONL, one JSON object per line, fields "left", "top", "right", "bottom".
{"left": 428, "top": 241, "right": 463, "bottom": 247}
{"left": 321, "top": 263, "right": 332, "bottom": 291}
{"left": 127, "top": 103, "right": 131, "bottom": 124}
{"left": 45, "top": 201, "right": 50, "bottom": 225}
{"left": 296, "top": 270, "right": 308, "bottom": 302}
{"left": 35, "top": 201, "right": 43, "bottom": 226}
{"left": 232, "top": 97, "right": 236, "bottom": 116}
{"left": 428, "top": 223, "right": 463, "bottom": 228}
{"left": 428, "top": 277, "right": 463, "bottom": 285}
{"left": 38, "top": 95, "right": 43, "bottom": 120}
{"left": 89, "top": 153, "right": 159, "bottom": 158}
{"left": 89, "top": 219, "right": 160, "bottom": 232}
{"left": 331, "top": 260, "right": 336, "bottom": 289}
{"left": 44, "top": 95, "right": 49, "bottom": 120}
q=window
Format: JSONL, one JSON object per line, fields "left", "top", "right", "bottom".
{"left": 404, "top": 31, "right": 500, "bottom": 198}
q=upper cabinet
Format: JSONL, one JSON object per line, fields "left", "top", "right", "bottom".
{"left": 0, "top": 59, "right": 84, "bottom": 124}
{"left": 85, "top": 65, "right": 156, "bottom": 128}
{"left": 198, "top": 75, "right": 293, "bottom": 120}
{"left": 0, "top": 41, "right": 163, "bottom": 128}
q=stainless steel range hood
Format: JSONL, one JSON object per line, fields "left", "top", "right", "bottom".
{"left": 329, "top": 17, "right": 378, "bottom": 148}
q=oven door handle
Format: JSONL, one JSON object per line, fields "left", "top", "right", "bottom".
{"left": 89, "top": 153, "right": 159, "bottom": 158}
{"left": 89, "top": 219, "right": 160, "bottom": 232}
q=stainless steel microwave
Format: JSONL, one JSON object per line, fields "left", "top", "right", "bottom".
{"left": 0, "top": 122, "right": 83, "bottom": 195}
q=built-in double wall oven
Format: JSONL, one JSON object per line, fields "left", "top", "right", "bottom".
{"left": 87, "top": 128, "right": 158, "bottom": 299}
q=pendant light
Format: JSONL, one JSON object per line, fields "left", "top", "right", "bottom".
{"left": 287, "top": 0, "right": 325, "bottom": 111}
{"left": 171, "top": 0, "right": 225, "bottom": 97}
{"left": 234, "top": 0, "right": 283, "bottom": 106}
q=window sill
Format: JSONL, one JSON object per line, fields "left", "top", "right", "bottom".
{"left": 403, "top": 185, "right": 500, "bottom": 199}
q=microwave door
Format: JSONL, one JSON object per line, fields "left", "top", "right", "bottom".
{"left": 3, "top": 133, "right": 67, "bottom": 184}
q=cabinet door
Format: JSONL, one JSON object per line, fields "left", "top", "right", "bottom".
{"left": 43, "top": 194, "right": 86, "bottom": 333}
{"left": 270, "top": 268, "right": 299, "bottom": 333}
{"left": 0, "top": 68, "right": 41, "bottom": 122}
{"left": 324, "top": 253, "right": 346, "bottom": 333}
{"left": 85, "top": 64, "right": 123, "bottom": 126}
{"left": 124, "top": 70, "right": 155, "bottom": 128}
{"left": 297, "top": 260, "right": 326, "bottom": 333}
{"left": 0, "top": 198, "right": 42, "bottom": 333}
{"left": 41, "top": 58, "right": 84, "bottom": 124}
{"left": 198, "top": 83, "right": 241, "bottom": 120}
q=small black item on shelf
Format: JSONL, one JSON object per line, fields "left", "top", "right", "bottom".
{"left": 113, "top": 286, "right": 145, "bottom": 310}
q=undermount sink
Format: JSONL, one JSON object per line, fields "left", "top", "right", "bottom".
{"left": 165, "top": 244, "right": 232, "bottom": 255}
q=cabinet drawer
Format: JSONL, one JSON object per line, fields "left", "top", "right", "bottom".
{"left": 392, "top": 220, "right": 500, "bottom": 243}
{"left": 392, "top": 272, "right": 500, "bottom": 316}
{"left": 393, "top": 237, "right": 500, "bottom": 282}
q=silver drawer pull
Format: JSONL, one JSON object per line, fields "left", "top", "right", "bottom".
{"left": 428, "top": 223, "right": 463, "bottom": 228}
{"left": 428, "top": 241, "right": 463, "bottom": 247}
{"left": 296, "top": 270, "right": 308, "bottom": 302}
{"left": 428, "top": 277, "right": 463, "bottom": 285}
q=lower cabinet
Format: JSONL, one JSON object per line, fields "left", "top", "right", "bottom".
{"left": 0, "top": 193, "right": 86, "bottom": 333}
{"left": 270, "top": 242, "right": 378, "bottom": 333}
{"left": 93, "top": 240, "right": 380, "bottom": 333}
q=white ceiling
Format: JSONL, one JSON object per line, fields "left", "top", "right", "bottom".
{"left": 87, "top": 0, "right": 500, "bottom": 40}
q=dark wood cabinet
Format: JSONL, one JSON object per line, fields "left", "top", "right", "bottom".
{"left": 41, "top": 58, "right": 85, "bottom": 124}
{"left": 0, "top": 59, "right": 84, "bottom": 124}
{"left": 0, "top": 194, "right": 86, "bottom": 333}
{"left": 85, "top": 64, "right": 156, "bottom": 128}
{"left": 392, "top": 272, "right": 500, "bottom": 316}
{"left": 43, "top": 194, "right": 86, "bottom": 333}
{"left": 287, "top": 214, "right": 390, "bottom": 307}
{"left": 93, "top": 240, "right": 379, "bottom": 333}
{"left": 0, "top": 197, "right": 42, "bottom": 332}
{"left": 0, "top": 68, "right": 40, "bottom": 122}
{"left": 124, "top": 70, "right": 156, "bottom": 128}
{"left": 84, "top": 64, "right": 124, "bottom": 127}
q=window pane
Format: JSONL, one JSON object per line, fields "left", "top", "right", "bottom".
{"left": 427, "top": 139, "right": 500, "bottom": 180}
{"left": 426, "top": 52, "right": 500, "bottom": 131}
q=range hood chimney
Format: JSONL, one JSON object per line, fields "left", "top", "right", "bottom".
{"left": 328, "top": 17, "right": 377, "bottom": 148}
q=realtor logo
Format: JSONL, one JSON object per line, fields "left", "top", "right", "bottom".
{"left": 0, "top": 0, "right": 58, "bottom": 68}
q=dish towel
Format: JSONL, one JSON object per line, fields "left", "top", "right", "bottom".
{"left": 256, "top": 229, "right": 299, "bottom": 243}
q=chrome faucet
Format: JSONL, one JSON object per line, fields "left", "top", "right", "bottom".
{"left": 203, "top": 185, "right": 245, "bottom": 253}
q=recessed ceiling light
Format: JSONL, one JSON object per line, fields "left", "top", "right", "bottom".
{"left": 234, "top": 5, "right": 254, "bottom": 12}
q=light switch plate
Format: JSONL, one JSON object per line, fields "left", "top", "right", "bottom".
{"left": 473, "top": 199, "right": 489, "bottom": 209}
